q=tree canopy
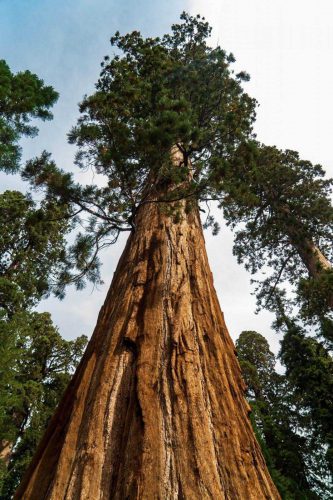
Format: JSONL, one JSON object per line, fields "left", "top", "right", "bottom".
{"left": 22, "top": 12, "right": 256, "bottom": 288}
{"left": 0, "top": 59, "right": 58, "bottom": 173}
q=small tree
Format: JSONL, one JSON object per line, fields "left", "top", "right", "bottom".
{"left": 0, "top": 312, "right": 87, "bottom": 498}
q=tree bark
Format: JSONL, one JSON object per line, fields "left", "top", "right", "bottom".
{"left": 292, "top": 238, "right": 331, "bottom": 279}
{"left": 0, "top": 440, "right": 12, "bottom": 465}
{"left": 16, "top": 199, "right": 280, "bottom": 499}
{"left": 289, "top": 235, "right": 333, "bottom": 309}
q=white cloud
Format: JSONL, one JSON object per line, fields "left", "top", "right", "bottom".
{"left": 184, "top": 0, "right": 333, "bottom": 350}
{"left": 3, "top": 1, "right": 332, "bottom": 355}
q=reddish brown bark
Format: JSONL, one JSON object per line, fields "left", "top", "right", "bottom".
{"left": 16, "top": 198, "right": 280, "bottom": 499}
{"left": 277, "top": 205, "right": 332, "bottom": 307}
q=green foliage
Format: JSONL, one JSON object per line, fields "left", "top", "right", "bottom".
{"left": 280, "top": 323, "right": 333, "bottom": 475}
{"left": 298, "top": 270, "right": 333, "bottom": 321}
{"left": 0, "top": 190, "right": 72, "bottom": 314}
{"left": 22, "top": 12, "right": 256, "bottom": 289}
{"left": 0, "top": 58, "right": 87, "bottom": 498}
{"left": 0, "top": 311, "right": 87, "bottom": 498}
{"left": 0, "top": 59, "right": 80, "bottom": 298}
{"left": 237, "top": 330, "right": 332, "bottom": 498}
{"left": 70, "top": 12, "right": 255, "bottom": 183}
{"left": 0, "top": 60, "right": 58, "bottom": 173}
{"left": 222, "top": 141, "right": 333, "bottom": 329}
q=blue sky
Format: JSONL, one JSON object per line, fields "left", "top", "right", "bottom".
{"left": 0, "top": 0, "right": 190, "bottom": 168}
{"left": 1, "top": 0, "right": 332, "bottom": 355}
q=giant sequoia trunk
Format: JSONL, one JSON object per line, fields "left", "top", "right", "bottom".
{"left": 16, "top": 196, "right": 280, "bottom": 499}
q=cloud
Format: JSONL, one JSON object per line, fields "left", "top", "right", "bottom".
{"left": 4, "top": 1, "right": 331, "bottom": 354}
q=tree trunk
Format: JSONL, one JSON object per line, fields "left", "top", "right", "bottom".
{"left": 290, "top": 235, "right": 333, "bottom": 309}
{"left": 0, "top": 440, "right": 12, "bottom": 465}
{"left": 16, "top": 200, "right": 280, "bottom": 499}
{"left": 293, "top": 238, "right": 331, "bottom": 279}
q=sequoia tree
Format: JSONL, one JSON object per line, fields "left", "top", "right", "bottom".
{"left": 221, "top": 142, "right": 333, "bottom": 323}
{"left": 16, "top": 13, "right": 280, "bottom": 499}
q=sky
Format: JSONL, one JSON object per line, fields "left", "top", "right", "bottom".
{"left": 1, "top": 0, "right": 332, "bottom": 356}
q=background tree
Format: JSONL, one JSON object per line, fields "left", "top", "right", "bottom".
{"left": 223, "top": 139, "right": 333, "bottom": 495}
{"left": 0, "top": 190, "right": 73, "bottom": 316}
{"left": 0, "top": 312, "right": 87, "bottom": 498}
{"left": 0, "top": 59, "right": 58, "bottom": 173}
{"left": 237, "top": 330, "right": 333, "bottom": 499}
{"left": 0, "top": 59, "right": 88, "bottom": 499}
{"left": 278, "top": 316, "right": 333, "bottom": 478}
{"left": 221, "top": 142, "right": 333, "bottom": 331}
{"left": 0, "top": 58, "right": 79, "bottom": 304}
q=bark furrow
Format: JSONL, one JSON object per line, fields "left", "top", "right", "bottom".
{"left": 16, "top": 200, "right": 280, "bottom": 499}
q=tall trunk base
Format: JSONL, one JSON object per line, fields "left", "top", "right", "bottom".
{"left": 16, "top": 203, "right": 280, "bottom": 499}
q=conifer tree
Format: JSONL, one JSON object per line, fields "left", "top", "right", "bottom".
{"left": 221, "top": 142, "right": 333, "bottom": 328}
{"left": 0, "top": 312, "right": 87, "bottom": 498}
{"left": 279, "top": 319, "right": 333, "bottom": 481}
{"left": 0, "top": 59, "right": 87, "bottom": 499}
{"left": 0, "top": 190, "right": 71, "bottom": 316}
{"left": 17, "top": 14, "right": 280, "bottom": 498}
{"left": 0, "top": 59, "right": 58, "bottom": 173}
{"left": 237, "top": 330, "right": 333, "bottom": 499}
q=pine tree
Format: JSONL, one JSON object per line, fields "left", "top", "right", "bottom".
{"left": 0, "top": 190, "right": 71, "bottom": 316}
{"left": 279, "top": 320, "right": 333, "bottom": 482}
{"left": 0, "top": 58, "right": 87, "bottom": 499}
{"left": 16, "top": 14, "right": 280, "bottom": 498}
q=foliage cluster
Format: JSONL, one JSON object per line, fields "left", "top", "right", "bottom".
{"left": 0, "top": 59, "right": 58, "bottom": 173}
{"left": 237, "top": 330, "right": 333, "bottom": 499}
{"left": 221, "top": 142, "right": 333, "bottom": 329}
